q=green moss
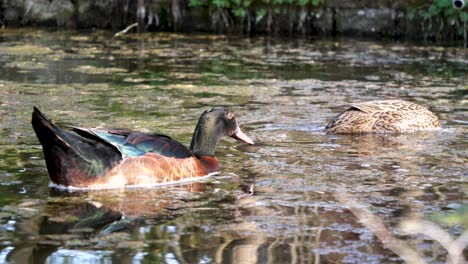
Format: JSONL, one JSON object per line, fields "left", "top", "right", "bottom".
{"left": 72, "top": 65, "right": 128, "bottom": 74}
{"left": 0, "top": 45, "right": 53, "bottom": 56}
{"left": 4, "top": 61, "right": 47, "bottom": 70}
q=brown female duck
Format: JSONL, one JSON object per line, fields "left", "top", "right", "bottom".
{"left": 324, "top": 100, "right": 440, "bottom": 134}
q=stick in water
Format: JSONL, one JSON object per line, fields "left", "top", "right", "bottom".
{"left": 114, "top": 23, "right": 138, "bottom": 38}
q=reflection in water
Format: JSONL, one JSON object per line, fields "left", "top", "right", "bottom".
{"left": 337, "top": 192, "right": 468, "bottom": 264}
{"left": 2, "top": 182, "right": 270, "bottom": 263}
{"left": 0, "top": 29, "right": 466, "bottom": 263}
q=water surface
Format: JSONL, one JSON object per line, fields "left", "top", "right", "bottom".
{"left": 0, "top": 29, "right": 467, "bottom": 263}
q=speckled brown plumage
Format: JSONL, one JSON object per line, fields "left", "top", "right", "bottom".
{"left": 324, "top": 100, "right": 440, "bottom": 134}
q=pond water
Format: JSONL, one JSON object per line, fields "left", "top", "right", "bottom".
{"left": 0, "top": 29, "right": 466, "bottom": 263}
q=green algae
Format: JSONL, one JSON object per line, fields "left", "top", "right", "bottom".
{"left": 71, "top": 65, "right": 128, "bottom": 75}
{"left": 0, "top": 45, "right": 53, "bottom": 56}
{"left": 4, "top": 61, "right": 47, "bottom": 70}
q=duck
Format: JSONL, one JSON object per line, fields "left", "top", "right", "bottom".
{"left": 323, "top": 100, "right": 440, "bottom": 134}
{"left": 31, "top": 107, "right": 254, "bottom": 189}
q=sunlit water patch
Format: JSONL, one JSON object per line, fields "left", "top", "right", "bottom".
{"left": 0, "top": 29, "right": 466, "bottom": 263}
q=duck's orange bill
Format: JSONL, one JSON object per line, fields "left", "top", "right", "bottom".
{"left": 232, "top": 127, "right": 254, "bottom": 145}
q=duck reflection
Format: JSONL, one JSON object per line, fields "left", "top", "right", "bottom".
{"left": 46, "top": 181, "right": 210, "bottom": 229}
{"left": 322, "top": 131, "right": 450, "bottom": 187}
{"left": 2, "top": 181, "right": 208, "bottom": 262}
{"left": 4, "top": 179, "right": 455, "bottom": 263}
{"left": 3, "top": 181, "right": 274, "bottom": 263}
{"left": 327, "top": 131, "right": 441, "bottom": 157}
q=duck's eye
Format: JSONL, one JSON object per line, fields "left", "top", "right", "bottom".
{"left": 227, "top": 112, "right": 235, "bottom": 119}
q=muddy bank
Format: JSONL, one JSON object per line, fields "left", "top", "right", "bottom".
{"left": 0, "top": 0, "right": 466, "bottom": 43}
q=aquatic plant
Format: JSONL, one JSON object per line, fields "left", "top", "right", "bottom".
{"left": 407, "top": 0, "right": 468, "bottom": 45}
{"left": 189, "top": 0, "right": 325, "bottom": 34}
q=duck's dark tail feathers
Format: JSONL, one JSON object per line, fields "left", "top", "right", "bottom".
{"left": 31, "top": 107, "right": 122, "bottom": 186}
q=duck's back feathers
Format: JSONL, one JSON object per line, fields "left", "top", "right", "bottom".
{"left": 324, "top": 100, "right": 440, "bottom": 134}
{"left": 31, "top": 107, "right": 123, "bottom": 186}
{"left": 74, "top": 128, "right": 194, "bottom": 159}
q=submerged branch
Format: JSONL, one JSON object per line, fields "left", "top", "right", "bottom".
{"left": 114, "top": 23, "right": 138, "bottom": 38}
{"left": 335, "top": 193, "right": 427, "bottom": 264}
{"left": 400, "top": 220, "right": 468, "bottom": 264}
{"left": 337, "top": 192, "right": 468, "bottom": 264}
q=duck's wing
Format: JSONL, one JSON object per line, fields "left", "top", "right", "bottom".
{"left": 32, "top": 107, "right": 123, "bottom": 185}
{"left": 73, "top": 128, "right": 194, "bottom": 159}
{"left": 323, "top": 108, "right": 375, "bottom": 133}
{"left": 324, "top": 100, "right": 409, "bottom": 133}
{"left": 350, "top": 100, "right": 438, "bottom": 131}
{"left": 349, "top": 100, "right": 421, "bottom": 113}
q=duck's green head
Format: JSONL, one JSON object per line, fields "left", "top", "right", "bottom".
{"left": 190, "top": 107, "right": 253, "bottom": 157}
